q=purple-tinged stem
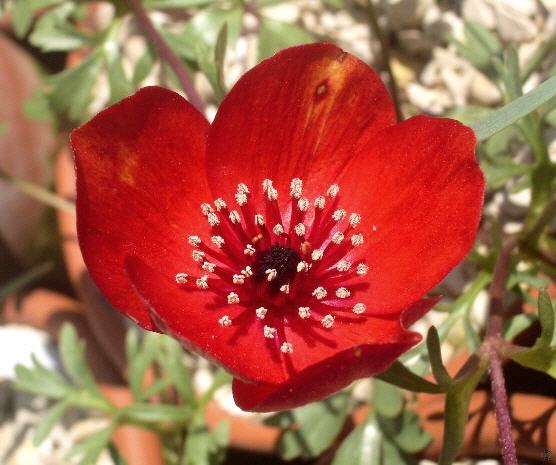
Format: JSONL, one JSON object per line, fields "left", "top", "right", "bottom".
{"left": 125, "top": 0, "right": 205, "bottom": 114}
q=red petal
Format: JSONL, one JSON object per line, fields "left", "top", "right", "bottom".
{"left": 232, "top": 298, "right": 437, "bottom": 412}
{"left": 125, "top": 256, "right": 288, "bottom": 383}
{"left": 71, "top": 87, "right": 210, "bottom": 330}
{"left": 206, "top": 43, "right": 396, "bottom": 207}
{"left": 340, "top": 116, "right": 484, "bottom": 314}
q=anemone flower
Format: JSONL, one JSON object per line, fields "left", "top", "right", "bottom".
{"left": 71, "top": 43, "right": 484, "bottom": 412}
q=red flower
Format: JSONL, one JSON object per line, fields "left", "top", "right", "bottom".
{"left": 71, "top": 43, "right": 484, "bottom": 412}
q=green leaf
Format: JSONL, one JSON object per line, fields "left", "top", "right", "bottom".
{"left": 374, "top": 361, "right": 444, "bottom": 394}
{"left": 67, "top": 425, "right": 114, "bottom": 465}
{"left": 29, "top": 3, "right": 91, "bottom": 52}
{"left": 59, "top": 323, "right": 98, "bottom": 391}
{"left": 23, "top": 91, "right": 54, "bottom": 121}
{"left": 504, "top": 313, "right": 536, "bottom": 340}
{"left": 33, "top": 400, "right": 69, "bottom": 446}
{"left": 14, "top": 355, "right": 70, "bottom": 399}
{"left": 332, "top": 413, "right": 382, "bottom": 465}
{"left": 11, "top": 0, "right": 62, "bottom": 38}
{"left": 121, "top": 404, "right": 192, "bottom": 424}
{"left": 426, "top": 327, "right": 452, "bottom": 387}
{"left": 378, "top": 411, "right": 431, "bottom": 454}
{"left": 0, "top": 262, "right": 54, "bottom": 304}
{"left": 132, "top": 46, "right": 156, "bottom": 86}
{"left": 157, "top": 337, "right": 195, "bottom": 405}
{"left": 471, "top": 74, "right": 556, "bottom": 141}
{"left": 145, "top": 0, "right": 218, "bottom": 7}
{"left": 372, "top": 380, "right": 403, "bottom": 418}
{"left": 108, "top": 57, "right": 133, "bottom": 103}
{"left": 258, "top": 18, "right": 314, "bottom": 61}
{"left": 129, "top": 332, "right": 160, "bottom": 400}
{"left": 452, "top": 21, "right": 502, "bottom": 77}
{"left": 182, "top": 414, "right": 229, "bottom": 465}
{"left": 278, "top": 392, "right": 349, "bottom": 459}
{"left": 184, "top": 7, "right": 242, "bottom": 49}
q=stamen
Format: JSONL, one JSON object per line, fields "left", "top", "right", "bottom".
{"left": 263, "top": 325, "right": 276, "bottom": 338}
{"left": 219, "top": 315, "right": 232, "bottom": 327}
{"left": 175, "top": 273, "right": 188, "bottom": 284}
{"left": 266, "top": 269, "right": 278, "bottom": 281}
{"left": 298, "top": 307, "right": 311, "bottom": 319}
{"left": 331, "top": 231, "right": 344, "bottom": 244}
{"left": 241, "top": 266, "right": 253, "bottom": 277}
{"left": 349, "top": 213, "right": 361, "bottom": 227}
{"left": 297, "top": 261, "right": 310, "bottom": 272}
{"left": 351, "top": 233, "right": 364, "bottom": 246}
{"left": 207, "top": 212, "right": 220, "bottom": 226}
{"left": 254, "top": 214, "right": 265, "bottom": 226}
{"left": 262, "top": 179, "right": 278, "bottom": 200}
{"left": 290, "top": 178, "right": 303, "bottom": 198}
{"left": 336, "top": 260, "right": 351, "bottom": 272}
{"left": 294, "top": 223, "right": 306, "bottom": 237}
{"left": 244, "top": 244, "right": 256, "bottom": 256}
{"left": 214, "top": 198, "right": 227, "bottom": 211}
{"left": 314, "top": 196, "right": 325, "bottom": 209}
{"left": 229, "top": 210, "right": 241, "bottom": 224}
{"left": 188, "top": 235, "right": 201, "bottom": 247}
{"left": 356, "top": 263, "right": 369, "bottom": 276}
{"left": 312, "top": 287, "right": 327, "bottom": 300}
{"left": 227, "top": 292, "right": 240, "bottom": 304}
{"left": 280, "top": 284, "right": 290, "bottom": 294}
{"left": 321, "top": 314, "right": 335, "bottom": 328}
{"left": 281, "top": 342, "right": 293, "bottom": 353}
{"left": 196, "top": 275, "right": 209, "bottom": 289}
{"left": 297, "top": 198, "right": 309, "bottom": 212}
{"left": 336, "top": 287, "right": 351, "bottom": 299}
{"left": 311, "top": 249, "right": 323, "bottom": 261}
{"left": 232, "top": 274, "right": 245, "bottom": 284}
{"left": 256, "top": 307, "right": 268, "bottom": 319}
{"left": 332, "top": 209, "right": 346, "bottom": 222}
{"left": 211, "top": 235, "right": 225, "bottom": 248}
{"left": 237, "top": 183, "right": 250, "bottom": 194}
{"left": 200, "top": 203, "right": 214, "bottom": 215}
{"left": 273, "top": 224, "right": 284, "bottom": 235}
{"left": 202, "top": 261, "right": 216, "bottom": 272}
{"left": 235, "top": 191, "right": 248, "bottom": 206}
{"left": 353, "top": 303, "right": 367, "bottom": 314}
{"left": 327, "top": 184, "right": 340, "bottom": 198}
{"left": 192, "top": 250, "right": 205, "bottom": 262}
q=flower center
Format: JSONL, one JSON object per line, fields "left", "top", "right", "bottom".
{"left": 174, "top": 178, "right": 371, "bottom": 354}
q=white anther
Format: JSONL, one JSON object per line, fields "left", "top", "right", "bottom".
{"left": 353, "top": 303, "right": 367, "bottom": 314}
{"left": 321, "top": 314, "right": 335, "bottom": 328}
{"left": 196, "top": 275, "right": 209, "bottom": 289}
{"left": 331, "top": 231, "right": 344, "bottom": 244}
{"left": 235, "top": 191, "right": 248, "bottom": 206}
{"left": 327, "top": 184, "right": 340, "bottom": 198}
{"left": 227, "top": 292, "right": 240, "bottom": 304}
{"left": 214, "top": 198, "right": 227, "bottom": 211}
{"left": 218, "top": 315, "right": 232, "bottom": 327}
{"left": 294, "top": 223, "right": 306, "bottom": 237}
{"left": 241, "top": 266, "right": 253, "bottom": 277}
{"left": 229, "top": 210, "right": 241, "bottom": 224}
{"left": 311, "top": 249, "right": 323, "bottom": 261}
{"left": 265, "top": 269, "right": 278, "bottom": 281}
{"left": 314, "top": 196, "right": 325, "bottom": 209}
{"left": 312, "top": 286, "right": 327, "bottom": 300}
{"left": 281, "top": 342, "right": 293, "bottom": 353}
{"left": 297, "top": 261, "right": 309, "bottom": 272}
{"left": 256, "top": 307, "right": 268, "bottom": 319}
{"left": 351, "top": 233, "right": 364, "bottom": 246}
{"left": 211, "top": 235, "right": 225, "bottom": 248}
{"left": 200, "top": 203, "right": 214, "bottom": 215}
{"left": 280, "top": 284, "right": 290, "bottom": 294}
{"left": 232, "top": 274, "right": 245, "bottom": 285}
{"left": 290, "top": 178, "right": 303, "bottom": 198}
{"left": 244, "top": 244, "right": 256, "bottom": 256}
{"left": 175, "top": 273, "right": 188, "bottom": 284}
{"left": 254, "top": 214, "right": 265, "bottom": 226}
{"left": 207, "top": 212, "right": 220, "bottom": 226}
{"left": 273, "top": 224, "right": 284, "bottom": 235}
{"left": 237, "top": 183, "right": 250, "bottom": 194}
{"left": 262, "top": 179, "right": 278, "bottom": 200}
{"left": 263, "top": 325, "right": 276, "bottom": 338}
{"left": 188, "top": 235, "right": 201, "bottom": 247}
{"left": 192, "top": 250, "right": 205, "bottom": 262}
{"left": 336, "top": 260, "right": 351, "bottom": 272}
{"left": 202, "top": 261, "right": 216, "bottom": 272}
{"left": 356, "top": 263, "right": 369, "bottom": 276}
{"left": 298, "top": 307, "right": 311, "bottom": 319}
{"left": 332, "top": 209, "right": 346, "bottom": 222}
{"left": 336, "top": 287, "right": 351, "bottom": 299}
{"left": 297, "top": 198, "right": 309, "bottom": 212}
{"left": 349, "top": 213, "right": 361, "bottom": 227}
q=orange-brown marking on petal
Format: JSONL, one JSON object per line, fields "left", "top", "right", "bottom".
{"left": 116, "top": 146, "right": 138, "bottom": 186}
